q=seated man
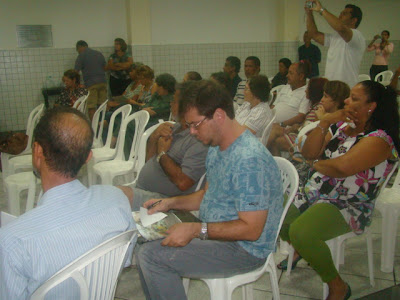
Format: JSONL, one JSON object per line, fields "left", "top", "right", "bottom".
{"left": 0, "top": 107, "right": 136, "bottom": 299}
{"left": 223, "top": 56, "right": 242, "bottom": 98}
{"left": 120, "top": 81, "right": 208, "bottom": 210}
{"left": 272, "top": 61, "right": 310, "bottom": 126}
{"left": 131, "top": 80, "right": 283, "bottom": 300}
{"left": 233, "top": 56, "right": 261, "bottom": 105}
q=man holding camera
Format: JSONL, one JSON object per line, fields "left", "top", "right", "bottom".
{"left": 305, "top": 1, "right": 365, "bottom": 88}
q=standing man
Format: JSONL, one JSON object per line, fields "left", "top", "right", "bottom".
{"left": 298, "top": 31, "right": 321, "bottom": 78}
{"left": 234, "top": 56, "right": 261, "bottom": 105}
{"left": 223, "top": 56, "right": 242, "bottom": 98}
{"left": 305, "top": 1, "right": 365, "bottom": 88}
{"left": 133, "top": 80, "right": 283, "bottom": 300}
{"left": 0, "top": 107, "right": 135, "bottom": 299}
{"left": 75, "top": 40, "right": 108, "bottom": 120}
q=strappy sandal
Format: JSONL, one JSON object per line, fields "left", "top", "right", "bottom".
{"left": 277, "top": 255, "right": 302, "bottom": 270}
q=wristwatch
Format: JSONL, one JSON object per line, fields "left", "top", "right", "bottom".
{"left": 199, "top": 222, "right": 208, "bottom": 240}
{"left": 156, "top": 151, "right": 166, "bottom": 163}
{"left": 319, "top": 7, "right": 325, "bottom": 15}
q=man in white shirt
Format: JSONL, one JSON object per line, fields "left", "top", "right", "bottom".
{"left": 272, "top": 62, "right": 309, "bottom": 125}
{"left": 234, "top": 56, "right": 261, "bottom": 105}
{"left": 305, "top": 1, "right": 365, "bottom": 88}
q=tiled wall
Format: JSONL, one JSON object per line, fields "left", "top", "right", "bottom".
{"left": 1, "top": 40, "right": 399, "bottom": 132}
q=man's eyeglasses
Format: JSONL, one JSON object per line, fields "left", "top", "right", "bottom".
{"left": 185, "top": 117, "right": 207, "bottom": 129}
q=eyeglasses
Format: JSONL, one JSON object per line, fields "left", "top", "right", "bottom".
{"left": 185, "top": 117, "right": 208, "bottom": 129}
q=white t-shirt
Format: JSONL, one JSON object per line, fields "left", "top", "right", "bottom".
{"left": 235, "top": 101, "right": 273, "bottom": 137}
{"left": 324, "top": 29, "right": 365, "bottom": 88}
{"left": 273, "top": 85, "right": 309, "bottom": 123}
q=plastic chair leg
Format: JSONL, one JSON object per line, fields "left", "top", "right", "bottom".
{"left": 182, "top": 278, "right": 190, "bottom": 296}
{"left": 380, "top": 208, "right": 399, "bottom": 273}
{"left": 286, "top": 246, "right": 294, "bottom": 276}
{"left": 366, "top": 232, "right": 375, "bottom": 286}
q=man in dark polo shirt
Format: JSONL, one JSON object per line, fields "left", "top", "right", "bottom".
{"left": 223, "top": 56, "right": 242, "bottom": 98}
{"left": 119, "top": 81, "right": 208, "bottom": 210}
{"left": 74, "top": 40, "right": 107, "bottom": 120}
{"left": 298, "top": 31, "right": 321, "bottom": 78}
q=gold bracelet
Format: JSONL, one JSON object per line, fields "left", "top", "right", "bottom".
{"left": 317, "top": 124, "right": 328, "bottom": 135}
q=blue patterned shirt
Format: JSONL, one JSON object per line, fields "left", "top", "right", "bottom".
{"left": 199, "top": 130, "right": 283, "bottom": 258}
{"left": 0, "top": 180, "right": 136, "bottom": 300}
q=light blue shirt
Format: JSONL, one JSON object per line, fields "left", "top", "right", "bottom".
{"left": 199, "top": 130, "right": 283, "bottom": 259}
{"left": 0, "top": 180, "right": 136, "bottom": 300}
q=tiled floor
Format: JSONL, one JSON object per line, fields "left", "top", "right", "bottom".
{"left": 1, "top": 170, "right": 399, "bottom": 300}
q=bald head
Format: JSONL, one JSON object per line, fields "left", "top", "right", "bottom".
{"left": 33, "top": 107, "right": 93, "bottom": 178}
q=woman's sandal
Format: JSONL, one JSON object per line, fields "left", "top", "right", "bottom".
{"left": 277, "top": 255, "right": 302, "bottom": 270}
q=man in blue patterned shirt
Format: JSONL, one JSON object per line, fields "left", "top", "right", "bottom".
{"left": 134, "top": 80, "right": 283, "bottom": 300}
{"left": 0, "top": 107, "right": 135, "bottom": 299}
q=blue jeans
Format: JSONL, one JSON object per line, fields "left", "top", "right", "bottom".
{"left": 136, "top": 238, "right": 266, "bottom": 300}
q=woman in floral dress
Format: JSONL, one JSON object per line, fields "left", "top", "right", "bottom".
{"left": 278, "top": 80, "right": 400, "bottom": 300}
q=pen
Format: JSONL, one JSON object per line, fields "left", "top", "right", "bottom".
{"left": 147, "top": 199, "right": 162, "bottom": 210}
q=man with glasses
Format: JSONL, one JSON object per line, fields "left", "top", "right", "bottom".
{"left": 119, "top": 81, "right": 208, "bottom": 211}
{"left": 305, "top": 1, "right": 365, "bottom": 88}
{"left": 132, "top": 80, "right": 283, "bottom": 300}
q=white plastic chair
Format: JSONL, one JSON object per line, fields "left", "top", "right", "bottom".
{"left": 358, "top": 74, "right": 371, "bottom": 82}
{"left": 375, "top": 70, "right": 393, "bottom": 86}
{"left": 30, "top": 229, "right": 137, "bottom": 300}
{"left": 183, "top": 157, "right": 299, "bottom": 300}
{"left": 87, "top": 104, "right": 132, "bottom": 185}
{"left": 286, "top": 162, "right": 398, "bottom": 299}
{"left": 375, "top": 162, "right": 400, "bottom": 273}
{"left": 1, "top": 104, "right": 44, "bottom": 180}
{"left": 5, "top": 171, "right": 39, "bottom": 216}
{"left": 260, "top": 108, "right": 276, "bottom": 146}
{"left": 92, "top": 110, "right": 150, "bottom": 185}
{"left": 73, "top": 93, "right": 89, "bottom": 113}
{"left": 91, "top": 100, "right": 108, "bottom": 149}
{"left": 269, "top": 84, "right": 285, "bottom": 105}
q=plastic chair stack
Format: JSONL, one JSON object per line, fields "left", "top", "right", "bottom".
{"left": 183, "top": 157, "right": 299, "bottom": 300}
{"left": 92, "top": 110, "right": 149, "bottom": 185}
{"left": 30, "top": 230, "right": 137, "bottom": 300}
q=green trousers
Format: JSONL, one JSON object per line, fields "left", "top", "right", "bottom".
{"left": 280, "top": 202, "right": 351, "bottom": 282}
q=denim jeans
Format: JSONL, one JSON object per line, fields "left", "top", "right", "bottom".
{"left": 136, "top": 238, "right": 266, "bottom": 300}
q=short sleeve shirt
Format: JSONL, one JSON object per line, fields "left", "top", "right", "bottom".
{"left": 235, "top": 102, "right": 273, "bottom": 137}
{"left": 274, "top": 85, "right": 309, "bottom": 123}
{"left": 109, "top": 52, "right": 132, "bottom": 80}
{"left": 199, "top": 130, "right": 283, "bottom": 258}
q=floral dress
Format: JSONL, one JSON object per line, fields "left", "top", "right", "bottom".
{"left": 294, "top": 122, "right": 398, "bottom": 234}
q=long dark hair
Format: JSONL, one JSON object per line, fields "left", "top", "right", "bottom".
{"left": 361, "top": 80, "right": 400, "bottom": 153}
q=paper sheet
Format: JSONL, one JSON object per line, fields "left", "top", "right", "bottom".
{"left": 139, "top": 207, "right": 167, "bottom": 227}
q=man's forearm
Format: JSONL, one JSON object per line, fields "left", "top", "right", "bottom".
{"left": 169, "top": 189, "right": 205, "bottom": 211}
{"left": 159, "top": 154, "right": 195, "bottom": 191}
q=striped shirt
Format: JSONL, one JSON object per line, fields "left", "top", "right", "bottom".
{"left": 233, "top": 80, "right": 247, "bottom": 105}
{"left": 235, "top": 101, "right": 273, "bottom": 138}
{"left": 0, "top": 180, "right": 136, "bottom": 300}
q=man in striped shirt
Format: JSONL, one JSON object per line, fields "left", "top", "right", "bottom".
{"left": 0, "top": 107, "right": 135, "bottom": 300}
{"left": 233, "top": 56, "right": 261, "bottom": 105}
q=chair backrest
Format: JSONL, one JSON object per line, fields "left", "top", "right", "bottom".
{"left": 30, "top": 230, "right": 137, "bottom": 300}
{"left": 376, "top": 161, "right": 400, "bottom": 198}
{"left": 73, "top": 93, "right": 89, "bottom": 113}
{"left": 269, "top": 84, "right": 285, "bottom": 105}
{"left": 91, "top": 100, "right": 109, "bottom": 148}
{"left": 297, "top": 120, "right": 320, "bottom": 141}
{"left": 114, "top": 110, "right": 150, "bottom": 162}
{"left": 358, "top": 74, "right": 371, "bottom": 82}
{"left": 103, "top": 105, "right": 132, "bottom": 149}
{"left": 260, "top": 108, "right": 276, "bottom": 146}
{"left": 24, "top": 104, "right": 45, "bottom": 154}
{"left": 375, "top": 70, "right": 393, "bottom": 83}
{"left": 273, "top": 157, "right": 299, "bottom": 245}
{"left": 135, "top": 122, "right": 166, "bottom": 176}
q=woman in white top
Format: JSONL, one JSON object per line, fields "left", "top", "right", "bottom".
{"left": 235, "top": 75, "right": 273, "bottom": 138}
{"left": 367, "top": 30, "right": 394, "bottom": 81}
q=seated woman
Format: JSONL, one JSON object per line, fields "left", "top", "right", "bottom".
{"left": 183, "top": 71, "right": 202, "bottom": 82}
{"left": 267, "top": 77, "right": 328, "bottom": 156}
{"left": 123, "top": 73, "right": 177, "bottom": 158}
{"left": 235, "top": 75, "right": 273, "bottom": 138}
{"left": 107, "top": 63, "right": 144, "bottom": 110}
{"left": 271, "top": 57, "right": 291, "bottom": 88}
{"left": 278, "top": 81, "right": 399, "bottom": 300}
{"left": 55, "top": 69, "right": 87, "bottom": 107}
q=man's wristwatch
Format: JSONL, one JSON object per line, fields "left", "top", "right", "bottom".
{"left": 199, "top": 222, "right": 208, "bottom": 240}
{"left": 156, "top": 151, "right": 166, "bottom": 163}
{"left": 319, "top": 7, "right": 325, "bottom": 15}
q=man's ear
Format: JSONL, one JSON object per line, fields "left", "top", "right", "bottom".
{"left": 32, "top": 141, "right": 44, "bottom": 169}
{"left": 213, "top": 108, "right": 226, "bottom": 123}
{"left": 85, "top": 150, "right": 93, "bottom": 164}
